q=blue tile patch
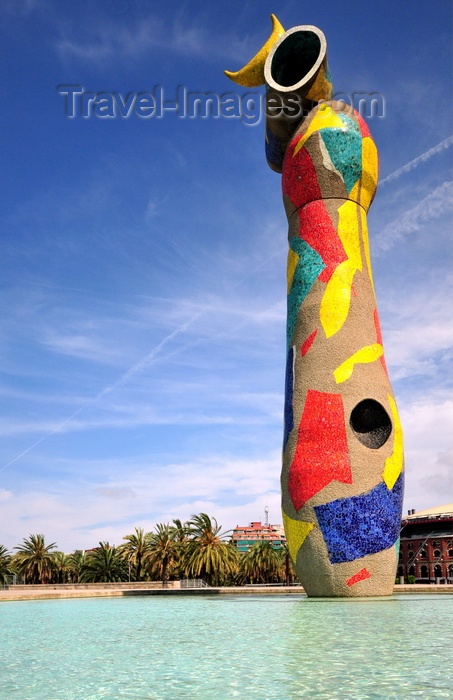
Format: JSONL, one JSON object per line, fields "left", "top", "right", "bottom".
{"left": 321, "top": 114, "right": 362, "bottom": 194}
{"left": 287, "top": 237, "right": 325, "bottom": 348}
{"left": 283, "top": 346, "right": 294, "bottom": 450}
{"left": 314, "top": 473, "right": 404, "bottom": 564}
{"left": 265, "top": 124, "right": 284, "bottom": 172}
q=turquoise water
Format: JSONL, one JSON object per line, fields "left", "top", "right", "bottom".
{"left": 0, "top": 594, "right": 452, "bottom": 699}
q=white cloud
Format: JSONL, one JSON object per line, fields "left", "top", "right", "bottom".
{"left": 96, "top": 486, "right": 137, "bottom": 500}
{"left": 0, "top": 452, "right": 282, "bottom": 551}
{"left": 1, "top": 411, "right": 449, "bottom": 551}
{"left": 145, "top": 198, "right": 161, "bottom": 222}
{"left": 380, "top": 273, "right": 453, "bottom": 382}
{"left": 401, "top": 397, "right": 453, "bottom": 513}
{"left": 43, "top": 332, "right": 123, "bottom": 363}
{"left": 376, "top": 181, "right": 453, "bottom": 253}
{"left": 386, "top": 322, "right": 453, "bottom": 381}
{"left": 55, "top": 13, "right": 251, "bottom": 65}
{"left": 0, "top": 402, "right": 277, "bottom": 439}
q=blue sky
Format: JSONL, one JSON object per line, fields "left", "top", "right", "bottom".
{"left": 0, "top": 0, "right": 452, "bottom": 552}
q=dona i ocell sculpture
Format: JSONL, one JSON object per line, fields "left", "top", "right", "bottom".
{"left": 225, "top": 16, "right": 404, "bottom": 597}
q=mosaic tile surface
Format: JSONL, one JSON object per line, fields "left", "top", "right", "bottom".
{"left": 225, "top": 21, "right": 404, "bottom": 596}
{"left": 281, "top": 100, "right": 404, "bottom": 596}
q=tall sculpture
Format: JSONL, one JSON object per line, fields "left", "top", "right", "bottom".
{"left": 226, "top": 17, "right": 404, "bottom": 596}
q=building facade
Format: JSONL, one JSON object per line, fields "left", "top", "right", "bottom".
{"left": 232, "top": 521, "right": 286, "bottom": 552}
{"left": 398, "top": 504, "right": 453, "bottom": 583}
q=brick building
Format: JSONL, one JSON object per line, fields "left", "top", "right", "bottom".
{"left": 398, "top": 504, "right": 453, "bottom": 583}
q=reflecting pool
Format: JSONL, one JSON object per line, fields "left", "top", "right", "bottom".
{"left": 1, "top": 594, "right": 452, "bottom": 699}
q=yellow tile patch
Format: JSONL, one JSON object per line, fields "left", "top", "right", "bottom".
{"left": 293, "top": 106, "right": 344, "bottom": 157}
{"left": 319, "top": 201, "right": 362, "bottom": 338}
{"left": 361, "top": 137, "right": 379, "bottom": 211}
{"left": 333, "top": 343, "right": 384, "bottom": 383}
{"left": 349, "top": 137, "right": 378, "bottom": 212}
{"left": 287, "top": 249, "right": 299, "bottom": 294}
{"left": 359, "top": 207, "right": 375, "bottom": 293}
{"left": 337, "top": 201, "right": 362, "bottom": 269}
{"left": 305, "top": 67, "right": 333, "bottom": 104}
{"left": 282, "top": 510, "right": 314, "bottom": 563}
{"left": 382, "top": 394, "right": 404, "bottom": 489}
{"left": 223, "top": 14, "right": 285, "bottom": 87}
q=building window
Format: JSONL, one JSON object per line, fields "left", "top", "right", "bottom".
{"left": 420, "top": 565, "right": 429, "bottom": 578}
{"left": 420, "top": 550, "right": 427, "bottom": 559}
{"left": 434, "top": 550, "right": 441, "bottom": 558}
{"left": 448, "top": 550, "right": 453, "bottom": 558}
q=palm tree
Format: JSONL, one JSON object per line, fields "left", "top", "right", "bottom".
{"left": 51, "top": 551, "right": 71, "bottom": 583}
{"left": 14, "top": 534, "right": 57, "bottom": 584}
{"left": 145, "top": 523, "right": 179, "bottom": 585}
{"left": 170, "top": 518, "right": 189, "bottom": 543}
{"left": 118, "top": 527, "right": 151, "bottom": 581}
{"left": 169, "top": 519, "right": 190, "bottom": 579}
{"left": 67, "top": 550, "right": 87, "bottom": 583}
{"left": 184, "top": 513, "right": 239, "bottom": 586}
{"left": 278, "top": 543, "right": 297, "bottom": 585}
{"left": 240, "top": 540, "right": 282, "bottom": 584}
{"left": 0, "top": 545, "right": 12, "bottom": 583}
{"left": 80, "top": 542, "right": 127, "bottom": 583}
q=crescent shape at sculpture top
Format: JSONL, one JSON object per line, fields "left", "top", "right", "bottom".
{"left": 224, "top": 14, "right": 285, "bottom": 87}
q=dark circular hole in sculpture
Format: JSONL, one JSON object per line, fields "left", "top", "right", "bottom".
{"left": 350, "top": 399, "right": 392, "bottom": 449}
{"left": 271, "top": 31, "right": 321, "bottom": 88}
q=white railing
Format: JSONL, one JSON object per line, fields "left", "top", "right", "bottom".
{"left": 2, "top": 574, "right": 17, "bottom": 588}
{"left": 180, "top": 579, "right": 210, "bottom": 588}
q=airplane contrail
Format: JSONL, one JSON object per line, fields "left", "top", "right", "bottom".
{"left": 376, "top": 180, "right": 453, "bottom": 253}
{"left": 0, "top": 405, "right": 87, "bottom": 474}
{"left": 380, "top": 135, "right": 453, "bottom": 185}
{"left": 1, "top": 243, "right": 290, "bottom": 474}
{"left": 94, "top": 310, "right": 204, "bottom": 402}
{"left": 0, "top": 310, "right": 204, "bottom": 473}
